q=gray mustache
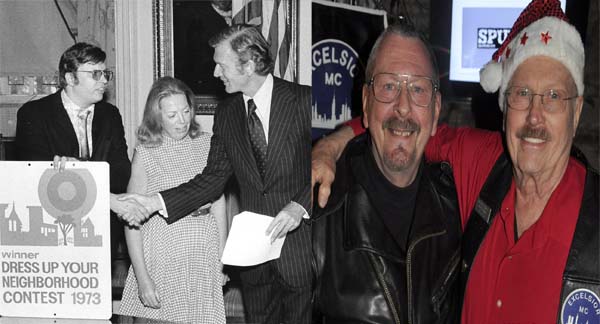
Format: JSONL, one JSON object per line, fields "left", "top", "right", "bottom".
{"left": 517, "top": 126, "right": 550, "bottom": 141}
{"left": 382, "top": 118, "right": 420, "bottom": 133}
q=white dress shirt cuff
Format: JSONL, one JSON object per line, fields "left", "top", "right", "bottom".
{"left": 289, "top": 200, "right": 310, "bottom": 219}
{"left": 156, "top": 193, "right": 168, "bottom": 218}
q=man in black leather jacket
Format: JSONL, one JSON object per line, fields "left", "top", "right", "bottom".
{"left": 311, "top": 23, "right": 461, "bottom": 324}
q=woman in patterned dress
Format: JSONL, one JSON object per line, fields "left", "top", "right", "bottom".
{"left": 118, "top": 77, "right": 227, "bottom": 323}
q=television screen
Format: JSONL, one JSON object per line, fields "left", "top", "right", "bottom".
{"left": 449, "top": 0, "right": 567, "bottom": 83}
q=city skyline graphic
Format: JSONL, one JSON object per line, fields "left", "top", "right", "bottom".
{"left": 312, "top": 91, "right": 353, "bottom": 130}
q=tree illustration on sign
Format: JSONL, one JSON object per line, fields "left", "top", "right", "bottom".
{"left": 38, "top": 168, "right": 97, "bottom": 246}
{"left": 54, "top": 214, "right": 75, "bottom": 246}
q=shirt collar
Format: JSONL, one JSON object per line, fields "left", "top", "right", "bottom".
{"left": 61, "top": 90, "right": 95, "bottom": 114}
{"left": 243, "top": 74, "right": 273, "bottom": 112}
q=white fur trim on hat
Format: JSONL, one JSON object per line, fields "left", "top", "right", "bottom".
{"left": 480, "top": 60, "right": 503, "bottom": 93}
{"left": 480, "top": 17, "right": 585, "bottom": 111}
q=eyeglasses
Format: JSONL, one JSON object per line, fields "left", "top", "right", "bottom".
{"left": 505, "top": 86, "right": 577, "bottom": 113}
{"left": 77, "top": 69, "right": 114, "bottom": 82}
{"left": 367, "top": 73, "right": 438, "bottom": 107}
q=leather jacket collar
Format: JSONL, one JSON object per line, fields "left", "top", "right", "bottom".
{"left": 315, "top": 134, "right": 449, "bottom": 262}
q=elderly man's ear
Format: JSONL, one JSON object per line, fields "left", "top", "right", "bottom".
{"left": 361, "top": 85, "right": 370, "bottom": 129}
{"left": 431, "top": 92, "right": 442, "bottom": 137}
{"left": 243, "top": 60, "right": 256, "bottom": 75}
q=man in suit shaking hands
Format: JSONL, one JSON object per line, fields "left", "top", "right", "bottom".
{"left": 121, "top": 25, "right": 312, "bottom": 324}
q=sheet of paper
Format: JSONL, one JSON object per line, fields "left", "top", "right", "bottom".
{"left": 221, "top": 211, "right": 285, "bottom": 266}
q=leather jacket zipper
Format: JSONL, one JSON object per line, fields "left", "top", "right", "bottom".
{"left": 406, "top": 230, "right": 446, "bottom": 324}
{"left": 368, "top": 253, "right": 402, "bottom": 324}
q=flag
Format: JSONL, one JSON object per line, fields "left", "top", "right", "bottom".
{"left": 232, "top": 0, "right": 262, "bottom": 26}
{"left": 232, "top": 0, "right": 295, "bottom": 81}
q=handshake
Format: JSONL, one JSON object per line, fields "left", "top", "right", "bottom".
{"left": 110, "top": 193, "right": 162, "bottom": 227}
{"left": 52, "top": 155, "right": 161, "bottom": 228}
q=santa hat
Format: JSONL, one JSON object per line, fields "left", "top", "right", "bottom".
{"left": 479, "top": 0, "right": 585, "bottom": 110}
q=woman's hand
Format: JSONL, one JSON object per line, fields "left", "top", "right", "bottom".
{"left": 137, "top": 276, "right": 161, "bottom": 309}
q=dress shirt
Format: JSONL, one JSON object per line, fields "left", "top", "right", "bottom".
{"left": 61, "top": 90, "right": 94, "bottom": 157}
{"left": 242, "top": 74, "right": 273, "bottom": 144}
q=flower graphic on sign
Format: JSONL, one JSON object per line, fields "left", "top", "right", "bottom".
{"left": 38, "top": 169, "right": 97, "bottom": 246}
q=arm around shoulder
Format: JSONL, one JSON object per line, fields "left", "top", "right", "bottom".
{"left": 311, "top": 125, "right": 355, "bottom": 207}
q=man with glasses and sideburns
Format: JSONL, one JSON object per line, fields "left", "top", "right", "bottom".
{"left": 311, "top": 23, "right": 461, "bottom": 323}
{"left": 16, "top": 42, "right": 135, "bottom": 263}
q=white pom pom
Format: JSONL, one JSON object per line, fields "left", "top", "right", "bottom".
{"left": 479, "top": 61, "right": 502, "bottom": 93}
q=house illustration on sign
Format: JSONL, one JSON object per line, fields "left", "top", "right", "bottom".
{"left": 0, "top": 202, "right": 102, "bottom": 247}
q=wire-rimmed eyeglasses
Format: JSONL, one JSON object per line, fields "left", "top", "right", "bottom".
{"left": 505, "top": 86, "right": 577, "bottom": 113}
{"left": 77, "top": 69, "right": 114, "bottom": 82}
{"left": 367, "top": 73, "right": 438, "bottom": 107}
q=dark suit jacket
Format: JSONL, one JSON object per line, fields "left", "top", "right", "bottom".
{"left": 161, "top": 76, "right": 312, "bottom": 287}
{"left": 15, "top": 90, "right": 131, "bottom": 194}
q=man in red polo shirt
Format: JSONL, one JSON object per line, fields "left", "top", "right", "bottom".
{"left": 311, "top": 1, "right": 599, "bottom": 323}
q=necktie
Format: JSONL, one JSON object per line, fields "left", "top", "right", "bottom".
{"left": 247, "top": 99, "right": 267, "bottom": 178}
{"left": 77, "top": 110, "right": 91, "bottom": 160}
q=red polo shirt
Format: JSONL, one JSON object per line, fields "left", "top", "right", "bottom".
{"left": 346, "top": 120, "right": 586, "bottom": 322}
{"left": 425, "top": 125, "right": 585, "bottom": 323}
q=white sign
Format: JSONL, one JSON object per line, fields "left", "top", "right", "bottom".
{"left": 0, "top": 162, "right": 111, "bottom": 320}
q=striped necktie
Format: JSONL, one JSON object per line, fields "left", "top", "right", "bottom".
{"left": 247, "top": 99, "right": 267, "bottom": 178}
{"left": 77, "top": 109, "right": 91, "bottom": 160}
